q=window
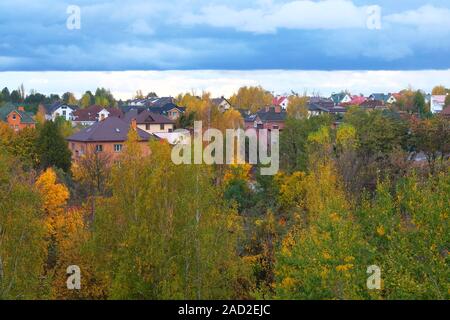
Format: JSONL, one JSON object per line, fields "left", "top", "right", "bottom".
{"left": 12, "top": 114, "right": 16, "bottom": 120}
{"left": 160, "top": 124, "right": 165, "bottom": 130}
{"left": 146, "top": 124, "right": 150, "bottom": 130}
{"left": 96, "top": 145, "right": 103, "bottom": 152}
{"left": 273, "top": 125, "right": 279, "bottom": 129}
{"left": 168, "top": 128, "right": 173, "bottom": 133}
{"left": 114, "top": 144, "right": 123, "bottom": 152}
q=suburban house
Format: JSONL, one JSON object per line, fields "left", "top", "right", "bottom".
{"left": 368, "top": 93, "right": 389, "bottom": 103}
{"left": 72, "top": 105, "right": 123, "bottom": 126}
{"left": 346, "top": 95, "right": 367, "bottom": 106}
{"left": 212, "top": 97, "right": 233, "bottom": 112}
{"left": 45, "top": 102, "right": 79, "bottom": 121}
{"left": 244, "top": 106, "right": 287, "bottom": 131}
{"left": 272, "top": 96, "right": 289, "bottom": 109}
{"left": 441, "top": 105, "right": 450, "bottom": 118}
{"left": 386, "top": 93, "right": 401, "bottom": 105}
{"left": 430, "top": 95, "right": 447, "bottom": 114}
{"left": 122, "top": 109, "right": 175, "bottom": 134}
{"left": 0, "top": 104, "right": 36, "bottom": 131}
{"left": 66, "top": 116, "right": 152, "bottom": 160}
{"left": 148, "top": 103, "right": 186, "bottom": 121}
{"left": 330, "top": 92, "right": 352, "bottom": 105}
{"left": 360, "top": 100, "right": 386, "bottom": 110}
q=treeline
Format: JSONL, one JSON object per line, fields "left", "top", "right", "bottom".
{"left": 0, "top": 103, "right": 449, "bottom": 300}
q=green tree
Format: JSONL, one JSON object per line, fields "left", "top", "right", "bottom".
{"left": 87, "top": 136, "right": 251, "bottom": 299}
{"left": 0, "top": 152, "right": 48, "bottom": 299}
{"left": 36, "top": 121, "right": 72, "bottom": 172}
{"left": 80, "top": 91, "right": 95, "bottom": 108}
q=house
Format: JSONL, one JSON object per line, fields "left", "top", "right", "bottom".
{"left": 368, "top": 93, "right": 389, "bottom": 103}
{"left": 430, "top": 95, "right": 447, "bottom": 114}
{"left": 244, "top": 106, "right": 287, "bottom": 131}
{"left": 45, "top": 102, "right": 79, "bottom": 121}
{"left": 212, "top": 97, "right": 233, "bottom": 112}
{"left": 441, "top": 105, "right": 450, "bottom": 118}
{"left": 386, "top": 93, "right": 401, "bottom": 105}
{"left": 330, "top": 92, "right": 352, "bottom": 105}
{"left": 0, "top": 104, "right": 36, "bottom": 131}
{"left": 122, "top": 109, "right": 175, "bottom": 134}
{"left": 72, "top": 105, "right": 123, "bottom": 126}
{"left": 360, "top": 100, "right": 386, "bottom": 110}
{"left": 272, "top": 96, "right": 289, "bottom": 110}
{"left": 148, "top": 103, "right": 186, "bottom": 121}
{"left": 66, "top": 116, "right": 152, "bottom": 160}
{"left": 346, "top": 95, "right": 367, "bottom": 106}
{"left": 153, "top": 130, "right": 190, "bottom": 145}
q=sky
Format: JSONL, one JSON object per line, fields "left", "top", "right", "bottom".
{"left": 1, "top": 0, "right": 450, "bottom": 97}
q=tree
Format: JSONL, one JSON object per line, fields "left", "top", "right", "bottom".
{"left": 287, "top": 95, "right": 308, "bottom": 119}
{"left": 229, "top": 86, "right": 274, "bottom": 113}
{"left": 10, "top": 90, "right": 22, "bottom": 104}
{"left": 87, "top": 137, "right": 251, "bottom": 299}
{"left": 431, "top": 85, "right": 446, "bottom": 95}
{"left": 36, "top": 121, "right": 72, "bottom": 172}
{"left": 0, "top": 152, "right": 48, "bottom": 299}
{"left": 445, "top": 95, "right": 450, "bottom": 108}
{"left": 80, "top": 91, "right": 94, "bottom": 108}
{"left": 134, "top": 90, "right": 144, "bottom": 99}
{"left": 413, "top": 91, "right": 426, "bottom": 117}
{"left": 94, "top": 88, "right": 116, "bottom": 107}
{"left": 62, "top": 92, "right": 78, "bottom": 105}
{"left": 1, "top": 87, "right": 10, "bottom": 102}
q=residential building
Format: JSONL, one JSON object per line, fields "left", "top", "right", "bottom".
{"left": 0, "top": 104, "right": 36, "bottom": 131}
{"left": 244, "top": 106, "right": 287, "bottom": 131}
{"left": 330, "top": 92, "right": 352, "bottom": 105}
{"left": 72, "top": 105, "right": 123, "bottom": 126}
{"left": 45, "top": 102, "right": 79, "bottom": 121}
{"left": 122, "top": 109, "right": 175, "bottom": 134}
{"left": 66, "top": 116, "right": 152, "bottom": 160}
{"left": 272, "top": 96, "right": 289, "bottom": 109}
{"left": 212, "top": 97, "right": 233, "bottom": 112}
{"left": 360, "top": 100, "right": 386, "bottom": 110}
{"left": 368, "top": 93, "right": 389, "bottom": 103}
{"left": 386, "top": 93, "right": 401, "bottom": 105}
{"left": 430, "top": 95, "right": 447, "bottom": 114}
{"left": 148, "top": 103, "right": 186, "bottom": 120}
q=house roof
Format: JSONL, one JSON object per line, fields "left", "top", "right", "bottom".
{"left": 255, "top": 107, "right": 287, "bottom": 122}
{"left": 45, "top": 102, "right": 79, "bottom": 115}
{"left": 122, "top": 109, "right": 175, "bottom": 125}
{"left": 369, "top": 93, "right": 389, "bottom": 102}
{"left": 360, "top": 100, "right": 385, "bottom": 108}
{"left": 272, "top": 96, "right": 288, "bottom": 106}
{"left": 67, "top": 116, "right": 151, "bottom": 142}
{"left": 211, "top": 97, "right": 232, "bottom": 107}
{"left": 72, "top": 105, "right": 123, "bottom": 122}
{"left": 148, "top": 103, "right": 186, "bottom": 115}
{"left": 0, "top": 103, "right": 35, "bottom": 124}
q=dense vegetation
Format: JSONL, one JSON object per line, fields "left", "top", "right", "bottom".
{"left": 0, "top": 86, "right": 449, "bottom": 300}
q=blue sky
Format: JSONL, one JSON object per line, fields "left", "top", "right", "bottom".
{"left": 1, "top": 0, "right": 450, "bottom": 71}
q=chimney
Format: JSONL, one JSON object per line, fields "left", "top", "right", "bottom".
{"left": 274, "top": 105, "right": 281, "bottom": 113}
{"left": 131, "top": 118, "right": 137, "bottom": 131}
{"left": 18, "top": 106, "right": 25, "bottom": 112}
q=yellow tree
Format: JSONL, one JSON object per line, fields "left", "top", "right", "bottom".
{"left": 287, "top": 95, "right": 309, "bottom": 119}
{"left": 431, "top": 85, "right": 447, "bottom": 95}
{"left": 229, "top": 86, "right": 273, "bottom": 113}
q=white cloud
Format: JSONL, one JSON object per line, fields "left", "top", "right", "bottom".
{"left": 128, "top": 19, "right": 155, "bottom": 35}
{"left": 384, "top": 5, "right": 450, "bottom": 31}
{"left": 2, "top": 70, "right": 450, "bottom": 99}
{"left": 182, "top": 0, "right": 370, "bottom": 33}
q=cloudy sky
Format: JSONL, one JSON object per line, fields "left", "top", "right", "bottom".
{"left": 1, "top": 0, "right": 450, "bottom": 97}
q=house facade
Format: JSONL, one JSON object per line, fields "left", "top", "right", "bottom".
{"left": 0, "top": 104, "right": 36, "bottom": 131}
{"left": 45, "top": 102, "right": 79, "bottom": 121}
{"left": 122, "top": 109, "right": 175, "bottom": 134}
{"left": 212, "top": 97, "right": 232, "bottom": 112}
{"left": 244, "top": 106, "right": 287, "bottom": 131}
{"left": 66, "top": 117, "right": 152, "bottom": 161}
{"left": 430, "top": 95, "right": 447, "bottom": 114}
{"left": 330, "top": 92, "right": 352, "bottom": 106}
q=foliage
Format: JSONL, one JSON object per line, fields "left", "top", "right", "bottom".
{"left": 229, "top": 86, "right": 273, "bottom": 113}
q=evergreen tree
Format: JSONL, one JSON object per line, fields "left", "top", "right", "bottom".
{"left": 36, "top": 121, "right": 72, "bottom": 172}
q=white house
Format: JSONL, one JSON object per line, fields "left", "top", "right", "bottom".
{"left": 45, "top": 103, "right": 79, "bottom": 121}
{"left": 273, "top": 96, "right": 289, "bottom": 109}
{"left": 430, "top": 95, "right": 447, "bottom": 114}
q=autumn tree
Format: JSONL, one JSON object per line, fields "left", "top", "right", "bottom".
{"left": 87, "top": 133, "right": 251, "bottom": 299}
{"left": 287, "top": 95, "right": 308, "bottom": 119}
{"left": 0, "top": 152, "right": 48, "bottom": 299}
{"left": 431, "top": 85, "right": 447, "bottom": 95}
{"left": 229, "top": 86, "right": 273, "bottom": 113}
{"left": 80, "top": 91, "right": 95, "bottom": 108}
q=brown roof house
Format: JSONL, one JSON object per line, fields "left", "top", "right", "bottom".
{"left": 72, "top": 105, "right": 123, "bottom": 126}
{"left": 244, "top": 106, "right": 287, "bottom": 131}
{"left": 67, "top": 116, "right": 152, "bottom": 161}
{"left": 122, "top": 109, "right": 175, "bottom": 134}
